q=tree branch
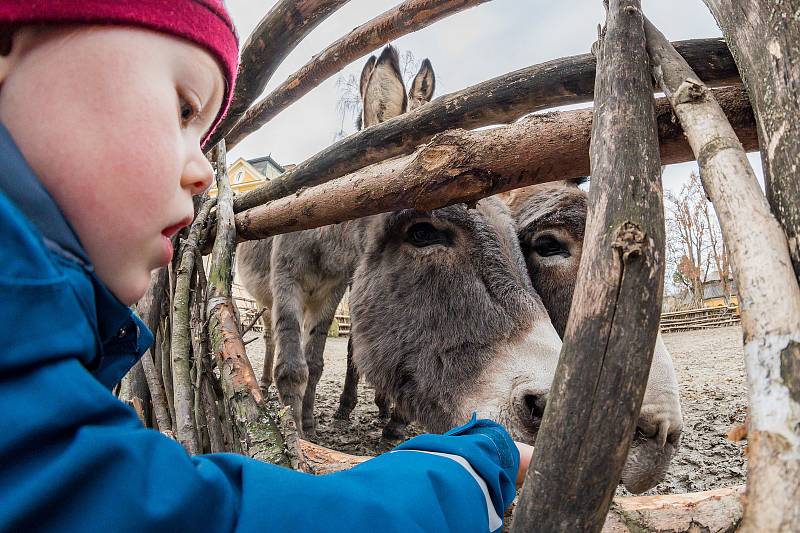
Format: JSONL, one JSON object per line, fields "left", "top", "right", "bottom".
{"left": 224, "top": 0, "right": 493, "bottom": 149}
{"left": 645, "top": 14, "right": 800, "bottom": 532}
{"left": 231, "top": 38, "right": 738, "bottom": 213}
{"left": 206, "top": 0, "right": 351, "bottom": 148}
{"left": 234, "top": 86, "right": 755, "bottom": 241}
{"left": 513, "top": 2, "right": 665, "bottom": 529}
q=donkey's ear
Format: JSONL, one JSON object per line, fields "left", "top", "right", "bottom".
{"left": 362, "top": 45, "right": 407, "bottom": 127}
{"left": 359, "top": 55, "right": 377, "bottom": 101}
{"left": 408, "top": 58, "right": 435, "bottom": 109}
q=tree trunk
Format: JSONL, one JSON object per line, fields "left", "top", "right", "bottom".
{"left": 232, "top": 38, "right": 737, "bottom": 214}
{"left": 644, "top": 13, "right": 800, "bottom": 533}
{"left": 234, "top": 86, "right": 755, "bottom": 241}
{"left": 512, "top": 2, "right": 664, "bottom": 531}
{"left": 224, "top": 0, "right": 493, "bottom": 149}
{"left": 171, "top": 197, "right": 215, "bottom": 455}
{"left": 206, "top": 0, "right": 351, "bottom": 148}
{"left": 703, "top": 0, "right": 800, "bottom": 285}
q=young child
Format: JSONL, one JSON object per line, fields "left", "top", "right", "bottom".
{"left": 0, "top": 2, "right": 532, "bottom": 531}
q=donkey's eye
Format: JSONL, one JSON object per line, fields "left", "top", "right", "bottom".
{"left": 405, "top": 222, "right": 451, "bottom": 247}
{"left": 532, "top": 236, "right": 569, "bottom": 258}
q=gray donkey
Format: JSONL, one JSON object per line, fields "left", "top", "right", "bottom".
{"left": 347, "top": 193, "right": 680, "bottom": 493}
{"left": 237, "top": 45, "right": 435, "bottom": 437}
{"left": 503, "top": 181, "right": 683, "bottom": 493}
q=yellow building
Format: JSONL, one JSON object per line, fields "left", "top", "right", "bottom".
{"left": 208, "top": 154, "right": 284, "bottom": 197}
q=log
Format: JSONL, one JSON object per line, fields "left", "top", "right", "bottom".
{"left": 512, "top": 2, "right": 665, "bottom": 530}
{"left": 231, "top": 38, "right": 738, "bottom": 214}
{"left": 297, "top": 439, "right": 369, "bottom": 475}
{"left": 206, "top": 0, "right": 351, "bottom": 149}
{"left": 644, "top": 14, "right": 800, "bottom": 533}
{"left": 702, "top": 0, "right": 800, "bottom": 285}
{"left": 234, "top": 86, "right": 755, "bottom": 241}
{"left": 224, "top": 0, "right": 493, "bottom": 150}
{"left": 171, "top": 197, "right": 214, "bottom": 455}
{"left": 206, "top": 141, "right": 299, "bottom": 467}
{"left": 602, "top": 486, "right": 745, "bottom": 532}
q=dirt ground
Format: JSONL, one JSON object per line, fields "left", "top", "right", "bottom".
{"left": 244, "top": 325, "right": 747, "bottom": 494}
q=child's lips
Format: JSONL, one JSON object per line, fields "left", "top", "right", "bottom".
{"left": 161, "top": 216, "right": 193, "bottom": 239}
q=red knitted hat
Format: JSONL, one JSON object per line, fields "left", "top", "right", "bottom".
{"left": 0, "top": 0, "right": 239, "bottom": 147}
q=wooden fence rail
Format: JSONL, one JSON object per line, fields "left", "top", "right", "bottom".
{"left": 660, "top": 306, "right": 740, "bottom": 333}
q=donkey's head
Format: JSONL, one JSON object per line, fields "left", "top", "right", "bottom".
{"left": 505, "top": 181, "right": 684, "bottom": 493}
{"left": 350, "top": 198, "right": 563, "bottom": 444}
{"left": 358, "top": 45, "right": 435, "bottom": 130}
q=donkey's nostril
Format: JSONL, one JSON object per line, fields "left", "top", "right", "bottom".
{"left": 523, "top": 393, "right": 547, "bottom": 422}
{"left": 636, "top": 420, "right": 682, "bottom": 449}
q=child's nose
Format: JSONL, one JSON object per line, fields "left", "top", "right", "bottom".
{"left": 182, "top": 153, "right": 214, "bottom": 195}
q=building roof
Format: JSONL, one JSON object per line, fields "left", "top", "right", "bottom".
{"left": 247, "top": 155, "right": 284, "bottom": 175}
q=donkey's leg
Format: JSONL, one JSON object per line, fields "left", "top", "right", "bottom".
{"left": 374, "top": 388, "right": 391, "bottom": 420}
{"left": 334, "top": 335, "right": 359, "bottom": 420}
{"left": 258, "top": 310, "right": 275, "bottom": 394}
{"left": 381, "top": 409, "right": 410, "bottom": 442}
{"left": 300, "top": 285, "right": 345, "bottom": 438}
{"left": 271, "top": 280, "right": 307, "bottom": 434}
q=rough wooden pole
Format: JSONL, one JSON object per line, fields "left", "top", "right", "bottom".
{"left": 206, "top": 0, "right": 351, "bottom": 148}
{"left": 224, "top": 0, "right": 492, "bottom": 149}
{"left": 206, "top": 140, "right": 298, "bottom": 467}
{"left": 702, "top": 0, "right": 800, "bottom": 285}
{"left": 512, "top": 2, "right": 664, "bottom": 530}
{"left": 644, "top": 16, "right": 800, "bottom": 533}
{"left": 232, "top": 38, "right": 737, "bottom": 213}
{"left": 135, "top": 267, "right": 173, "bottom": 435}
{"left": 234, "top": 86, "right": 754, "bottom": 241}
{"left": 170, "top": 197, "right": 214, "bottom": 455}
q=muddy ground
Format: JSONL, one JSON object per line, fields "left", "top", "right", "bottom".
{"left": 245, "top": 325, "right": 747, "bottom": 494}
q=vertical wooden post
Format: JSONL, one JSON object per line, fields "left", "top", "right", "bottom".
{"left": 511, "top": 1, "right": 664, "bottom": 531}
{"left": 171, "top": 197, "right": 214, "bottom": 455}
{"left": 644, "top": 15, "right": 800, "bottom": 533}
{"left": 206, "top": 140, "right": 300, "bottom": 467}
{"left": 702, "top": 0, "right": 800, "bottom": 285}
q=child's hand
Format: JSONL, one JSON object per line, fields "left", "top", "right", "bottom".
{"left": 514, "top": 441, "right": 534, "bottom": 488}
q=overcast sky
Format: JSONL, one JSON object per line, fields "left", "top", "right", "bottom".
{"left": 224, "top": 0, "right": 762, "bottom": 194}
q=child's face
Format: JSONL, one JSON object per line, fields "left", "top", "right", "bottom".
{"left": 0, "top": 26, "right": 224, "bottom": 304}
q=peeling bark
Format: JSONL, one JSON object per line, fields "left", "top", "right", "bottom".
{"left": 644, "top": 14, "right": 800, "bottom": 532}
{"left": 234, "top": 86, "right": 755, "bottom": 241}
{"left": 206, "top": 141, "right": 300, "bottom": 467}
{"left": 512, "top": 2, "right": 665, "bottom": 530}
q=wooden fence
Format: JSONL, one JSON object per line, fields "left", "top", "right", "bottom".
{"left": 660, "top": 305, "right": 741, "bottom": 333}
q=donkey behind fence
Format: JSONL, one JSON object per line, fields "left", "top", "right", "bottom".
{"left": 237, "top": 45, "right": 435, "bottom": 437}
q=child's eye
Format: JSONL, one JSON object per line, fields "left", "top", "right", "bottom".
{"left": 178, "top": 94, "right": 200, "bottom": 127}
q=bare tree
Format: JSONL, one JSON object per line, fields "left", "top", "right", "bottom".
{"left": 665, "top": 171, "right": 733, "bottom": 307}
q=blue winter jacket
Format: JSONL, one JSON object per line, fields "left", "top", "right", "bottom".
{"left": 0, "top": 123, "right": 519, "bottom": 532}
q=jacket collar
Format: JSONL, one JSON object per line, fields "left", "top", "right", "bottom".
{"left": 0, "top": 122, "right": 136, "bottom": 346}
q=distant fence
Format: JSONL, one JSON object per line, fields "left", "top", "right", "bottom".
{"left": 335, "top": 314, "right": 351, "bottom": 336}
{"left": 659, "top": 305, "right": 740, "bottom": 333}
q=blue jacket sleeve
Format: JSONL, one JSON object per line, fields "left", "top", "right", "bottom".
{"left": 1, "top": 351, "right": 518, "bottom": 533}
